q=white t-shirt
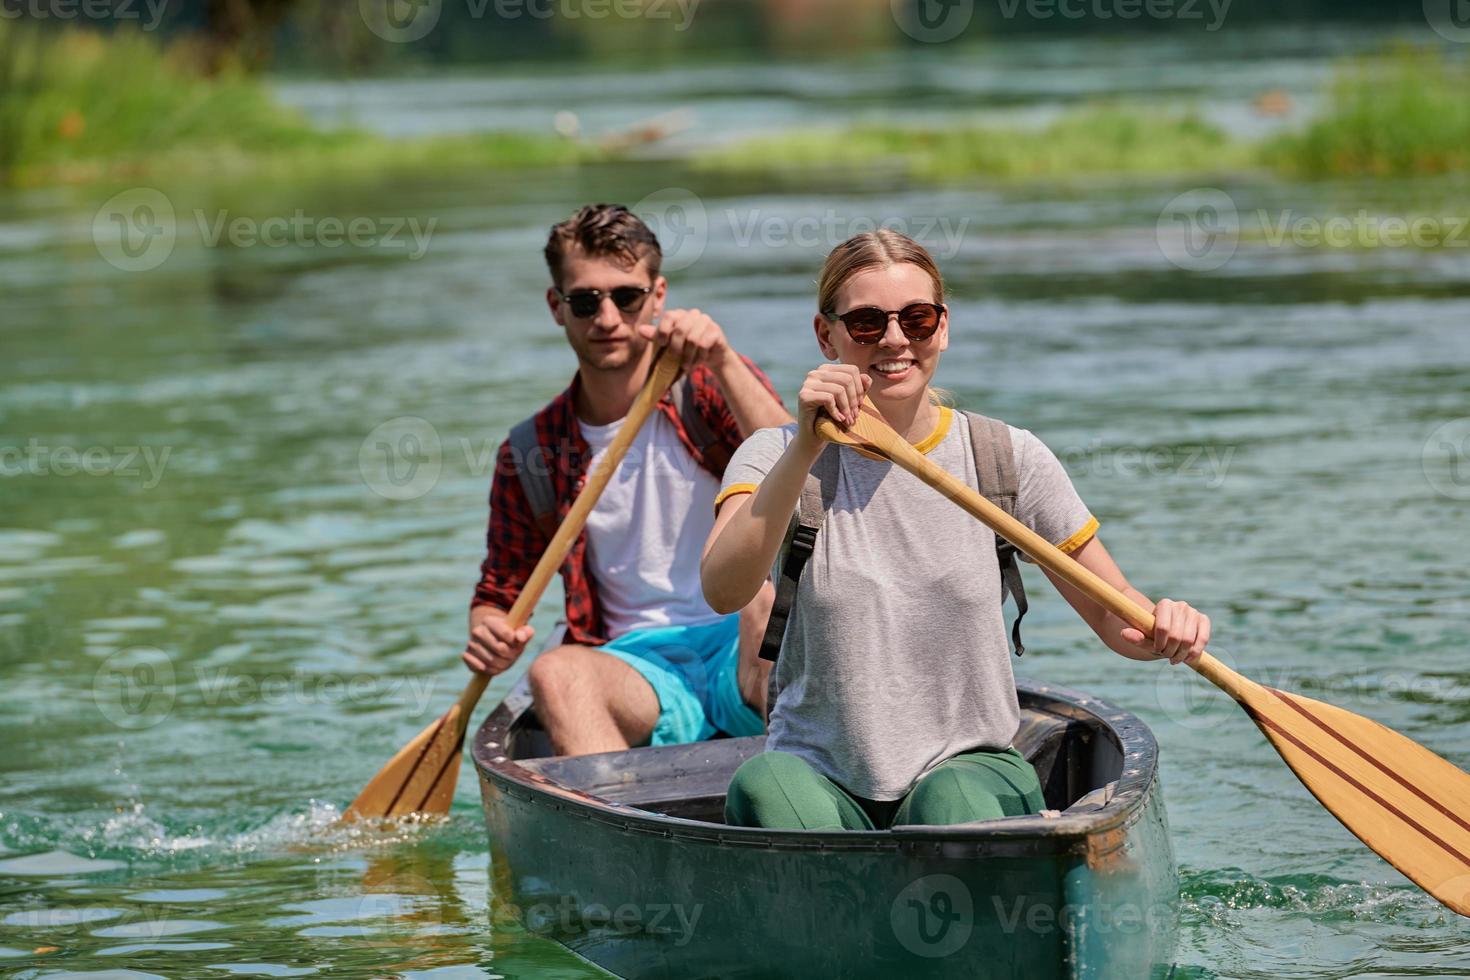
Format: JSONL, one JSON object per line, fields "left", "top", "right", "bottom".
{"left": 580, "top": 411, "right": 726, "bottom": 636}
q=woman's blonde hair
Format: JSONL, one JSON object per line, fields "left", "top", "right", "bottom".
{"left": 816, "top": 229, "right": 945, "bottom": 316}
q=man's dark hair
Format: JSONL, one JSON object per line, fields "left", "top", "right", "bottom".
{"left": 544, "top": 204, "right": 662, "bottom": 288}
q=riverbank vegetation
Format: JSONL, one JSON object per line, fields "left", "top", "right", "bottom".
{"left": 0, "top": 23, "right": 591, "bottom": 187}
{"left": 1, "top": 21, "right": 1463, "bottom": 190}
{"left": 697, "top": 49, "right": 1468, "bottom": 184}
{"left": 1264, "top": 51, "right": 1470, "bottom": 178}
{"left": 694, "top": 108, "right": 1248, "bottom": 183}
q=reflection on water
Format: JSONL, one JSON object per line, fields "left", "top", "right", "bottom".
{"left": 3, "top": 37, "right": 1470, "bottom": 979}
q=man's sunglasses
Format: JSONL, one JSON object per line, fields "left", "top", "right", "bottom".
{"left": 826, "top": 302, "right": 945, "bottom": 345}
{"left": 556, "top": 285, "right": 652, "bottom": 319}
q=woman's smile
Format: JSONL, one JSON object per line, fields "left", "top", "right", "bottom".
{"left": 869, "top": 357, "right": 915, "bottom": 380}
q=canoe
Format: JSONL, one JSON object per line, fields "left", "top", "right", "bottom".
{"left": 472, "top": 670, "right": 1178, "bottom": 979}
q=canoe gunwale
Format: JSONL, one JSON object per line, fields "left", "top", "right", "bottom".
{"left": 472, "top": 675, "right": 1163, "bottom": 857}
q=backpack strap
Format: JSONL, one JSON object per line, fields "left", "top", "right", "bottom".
{"left": 507, "top": 417, "right": 560, "bottom": 541}
{"left": 669, "top": 373, "right": 732, "bottom": 475}
{"left": 757, "top": 444, "right": 840, "bottom": 664}
{"left": 966, "top": 412, "right": 1029, "bottom": 657}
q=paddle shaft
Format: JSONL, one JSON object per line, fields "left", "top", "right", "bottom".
{"left": 454, "top": 351, "right": 684, "bottom": 714}
{"left": 814, "top": 412, "right": 1259, "bottom": 703}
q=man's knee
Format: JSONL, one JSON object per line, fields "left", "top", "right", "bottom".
{"left": 526, "top": 644, "right": 590, "bottom": 703}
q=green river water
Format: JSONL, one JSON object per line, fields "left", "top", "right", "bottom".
{"left": 3, "top": 28, "right": 1470, "bottom": 979}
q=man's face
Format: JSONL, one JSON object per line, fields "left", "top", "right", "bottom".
{"left": 546, "top": 247, "right": 667, "bottom": 372}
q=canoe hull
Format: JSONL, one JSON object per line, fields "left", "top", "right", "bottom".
{"left": 475, "top": 679, "right": 1178, "bottom": 979}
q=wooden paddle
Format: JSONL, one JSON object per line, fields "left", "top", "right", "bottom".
{"left": 342, "top": 351, "right": 683, "bottom": 821}
{"left": 816, "top": 399, "right": 1470, "bottom": 917}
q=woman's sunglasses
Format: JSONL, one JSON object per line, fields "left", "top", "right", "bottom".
{"left": 556, "top": 285, "right": 652, "bottom": 320}
{"left": 827, "top": 302, "right": 945, "bottom": 345}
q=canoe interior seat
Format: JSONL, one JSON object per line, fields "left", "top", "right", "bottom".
{"left": 512, "top": 702, "right": 1122, "bottom": 824}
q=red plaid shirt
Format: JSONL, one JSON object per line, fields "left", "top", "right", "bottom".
{"left": 472, "top": 356, "right": 781, "bottom": 646}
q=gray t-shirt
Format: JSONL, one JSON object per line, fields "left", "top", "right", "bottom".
{"left": 718, "top": 408, "right": 1097, "bottom": 800}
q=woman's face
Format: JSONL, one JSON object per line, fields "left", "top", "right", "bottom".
{"left": 814, "top": 262, "right": 948, "bottom": 404}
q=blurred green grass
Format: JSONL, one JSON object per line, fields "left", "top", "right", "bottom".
{"left": 698, "top": 48, "right": 1468, "bottom": 184}
{"left": 1265, "top": 49, "right": 1470, "bottom": 178}
{"left": 694, "top": 107, "right": 1248, "bottom": 181}
{"left": 0, "top": 22, "right": 593, "bottom": 187}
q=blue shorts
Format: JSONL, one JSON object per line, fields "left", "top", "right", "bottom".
{"left": 598, "top": 615, "right": 764, "bottom": 746}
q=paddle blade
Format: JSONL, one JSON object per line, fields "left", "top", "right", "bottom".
{"left": 1243, "top": 686, "right": 1470, "bottom": 916}
{"left": 342, "top": 703, "right": 467, "bottom": 821}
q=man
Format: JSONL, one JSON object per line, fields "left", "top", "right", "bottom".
{"left": 464, "top": 204, "right": 791, "bottom": 756}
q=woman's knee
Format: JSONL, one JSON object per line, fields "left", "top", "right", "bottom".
{"left": 899, "top": 754, "right": 1042, "bottom": 826}
{"left": 900, "top": 769, "right": 1002, "bottom": 826}
{"left": 725, "top": 751, "right": 829, "bottom": 828}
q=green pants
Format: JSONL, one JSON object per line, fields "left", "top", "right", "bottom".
{"left": 725, "top": 748, "right": 1045, "bottom": 830}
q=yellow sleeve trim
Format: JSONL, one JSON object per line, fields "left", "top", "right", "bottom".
{"left": 1056, "top": 516, "right": 1100, "bottom": 555}
{"left": 714, "top": 483, "right": 758, "bottom": 512}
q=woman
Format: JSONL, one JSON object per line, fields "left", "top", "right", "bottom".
{"left": 699, "top": 230, "right": 1210, "bottom": 831}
